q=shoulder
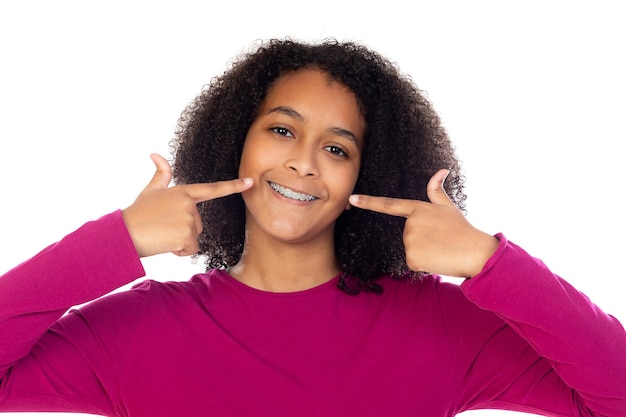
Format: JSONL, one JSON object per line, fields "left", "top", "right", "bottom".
{"left": 375, "top": 273, "right": 504, "bottom": 327}
{"left": 124, "top": 269, "right": 244, "bottom": 314}
{"left": 71, "top": 271, "right": 224, "bottom": 324}
{"left": 58, "top": 272, "right": 225, "bottom": 348}
{"left": 376, "top": 273, "right": 465, "bottom": 303}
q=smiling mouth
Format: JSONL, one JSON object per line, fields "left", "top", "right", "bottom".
{"left": 269, "top": 182, "right": 318, "bottom": 201}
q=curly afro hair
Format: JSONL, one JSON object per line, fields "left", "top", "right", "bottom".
{"left": 170, "top": 38, "right": 466, "bottom": 294}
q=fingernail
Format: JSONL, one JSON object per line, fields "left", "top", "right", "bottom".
{"left": 242, "top": 177, "right": 253, "bottom": 185}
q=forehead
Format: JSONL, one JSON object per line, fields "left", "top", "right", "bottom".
{"left": 265, "top": 69, "right": 355, "bottom": 104}
{"left": 261, "top": 69, "right": 365, "bottom": 131}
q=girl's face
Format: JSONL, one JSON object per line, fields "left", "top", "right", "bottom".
{"left": 239, "top": 69, "right": 365, "bottom": 245}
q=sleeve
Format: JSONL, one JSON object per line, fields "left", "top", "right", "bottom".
{"left": 456, "top": 233, "right": 626, "bottom": 416}
{"left": 0, "top": 210, "right": 146, "bottom": 414}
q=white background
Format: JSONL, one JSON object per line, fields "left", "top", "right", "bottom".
{"left": 1, "top": 1, "right": 624, "bottom": 416}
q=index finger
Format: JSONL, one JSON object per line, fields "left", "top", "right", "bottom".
{"left": 349, "top": 194, "right": 421, "bottom": 218}
{"left": 184, "top": 177, "right": 254, "bottom": 203}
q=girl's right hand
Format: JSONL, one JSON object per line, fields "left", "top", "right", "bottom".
{"left": 122, "top": 154, "right": 253, "bottom": 258}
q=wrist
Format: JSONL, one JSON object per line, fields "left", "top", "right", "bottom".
{"left": 468, "top": 234, "right": 500, "bottom": 278}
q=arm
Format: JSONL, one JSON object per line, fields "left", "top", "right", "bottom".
{"left": 0, "top": 154, "right": 253, "bottom": 412}
{"left": 460, "top": 234, "right": 626, "bottom": 415}
{"left": 0, "top": 210, "right": 146, "bottom": 413}
{"left": 0, "top": 210, "right": 146, "bottom": 377}
{"left": 350, "top": 169, "right": 626, "bottom": 416}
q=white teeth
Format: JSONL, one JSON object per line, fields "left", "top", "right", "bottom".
{"left": 269, "top": 182, "right": 317, "bottom": 201}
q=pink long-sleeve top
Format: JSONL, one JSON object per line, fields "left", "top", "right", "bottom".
{"left": 1, "top": 210, "right": 625, "bottom": 416}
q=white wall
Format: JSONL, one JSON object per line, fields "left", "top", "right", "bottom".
{"left": 1, "top": 1, "right": 624, "bottom": 416}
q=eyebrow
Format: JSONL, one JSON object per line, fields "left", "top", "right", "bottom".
{"left": 268, "top": 106, "right": 305, "bottom": 121}
{"left": 267, "top": 106, "right": 360, "bottom": 147}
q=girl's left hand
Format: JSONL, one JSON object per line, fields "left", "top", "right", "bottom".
{"left": 348, "top": 169, "right": 499, "bottom": 278}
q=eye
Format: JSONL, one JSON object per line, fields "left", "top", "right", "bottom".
{"left": 324, "top": 145, "right": 347, "bottom": 157}
{"left": 270, "top": 127, "right": 294, "bottom": 137}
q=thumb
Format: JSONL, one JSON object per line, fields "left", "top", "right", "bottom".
{"left": 427, "top": 169, "right": 454, "bottom": 206}
{"left": 144, "top": 153, "right": 172, "bottom": 191}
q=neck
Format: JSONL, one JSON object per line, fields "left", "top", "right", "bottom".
{"left": 229, "top": 228, "right": 340, "bottom": 293}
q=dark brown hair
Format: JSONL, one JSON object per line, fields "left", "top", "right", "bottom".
{"left": 171, "top": 39, "right": 465, "bottom": 294}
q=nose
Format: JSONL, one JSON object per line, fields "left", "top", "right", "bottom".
{"left": 285, "top": 142, "right": 319, "bottom": 177}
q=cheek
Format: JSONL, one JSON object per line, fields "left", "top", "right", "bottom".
{"left": 238, "top": 150, "right": 252, "bottom": 178}
{"left": 238, "top": 135, "right": 250, "bottom": 177}
{"left": 238, "top": 134, "right": 264, "bottom": 177}
{"left": 329, "top": 164, "right": 360, "bottom": 198}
